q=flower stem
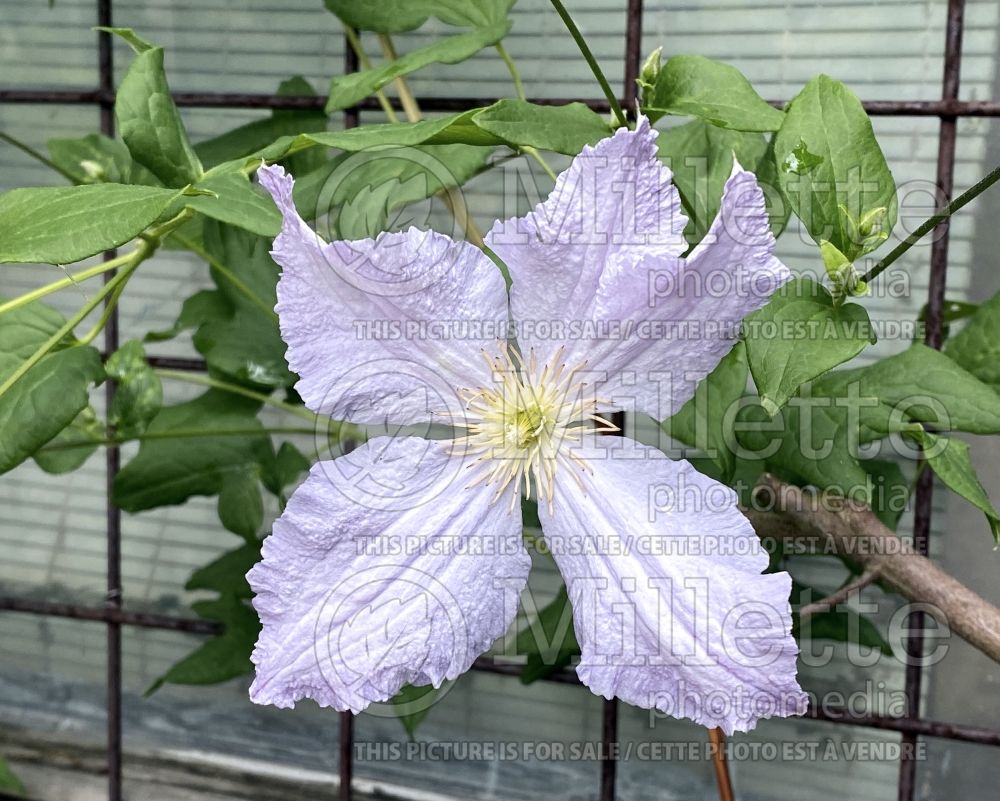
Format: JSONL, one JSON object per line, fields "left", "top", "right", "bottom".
{"left": 377, "top": 34, "right": 423, "bottom": 122}
{"left": 493, "top": 42, "right": 560, "bottom": 181}
{"left": 524, "top": 146, "right": 559, "bottom": 181}
{"left": 343, "top": 26, "right": 400, "bottom": 122}
{"left": 373, "top": 33, "right": 486, "bottom": 248}
{"left": 548, "top": 0, "right": 627, "bottom": 129}
{"left": 862, "top": 161, "right": 1000, "bottom": 284}
{"left": 155, "top": 369, "right": 368, "bottom": 447}
{"left": 40, "top": 426, "right": 320, "bottom": 452}
{"left": 0, "top": 245, "right": 148, "bottom": 402}
{"left": 77, "top": 266, "right": 134, "bottom": 346}
{"left": 495, "top": 42, "right": 526, "bottom": 101}
{"left": 0, "top": 208, "right": 192, "bottom": 402}
{"left": 155, "top": 369, "right": 317, "bottom": 424}
{"left": 0, "top": 130, "right": 79, "bottom": 183}
{"left": 170, "top": 232, "right": 279, "bottom": 322}
{"left": 0, "top": 251, "right": 136, "bottom": 317}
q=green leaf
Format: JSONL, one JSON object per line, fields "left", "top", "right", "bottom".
{"left": 185, "top": 172, "right": 282, "bottom": 237}
{"left": 261, "top": 441, "right": 312, "bottom": 500}
{"left": 112, "top": 389, "right": 272, "bottom": 512}
{"left": 191, "top": 222, "right": 294, "bottom": 390}
{"left": 657, "top": 119, "right": 768, "bottom": 243}
{"left": 744, "top": 277, "right": 875, "bottom": 414}
{"left": 911, "top": 431, "right": 1000, "bottom": 544}
{"left": 208, "top": 99, "right": 613, "bottom": 178}
{"left": 754, "top": 134, "right": 791, "bottom": 235}
{"left": 472, "top": 99, "right": 611, "bottom": 155}
{"left": 271, "top": 77, "right": 330, "bottom": 178}
{"left": 326, "top": 23, "right": 510, "bottom": 113}
{"left": 0, "top": 183, "right": 178, "bottom": 264}
{"left": 521, "top": 496, "right": 540, "bottom": 529}
{"left": 47, "top": 133, "right": 159, "bottom": 185}
{"left": 105, "top": 340, "right": 162, "bottom": 438}
{"left": 146, "top": 594, "right": 259, "bottom": 694}
{"left": 303, "top": 110, "right": 500, "bottom": 152}
{"left": 194, "top": 309, "right": 293, "bottom": 389}
{"left": 734, "top": 400, "right": 871, "bottom": 501}
{"left": 390, "top": 683, "right": 440, "bottom": 739}
{"left": 144, "top": 289, "right": 230, "bottom": 343}
{"left": 916, "top": 298, "right": 978, "bottom": 346}
{"left": 115, "top": 42, "right": 203, "bottom": 186}
{"left": 209, "top": 109, "right": 491, "bottom": 175}
{"left": 0, "top": 754, "right": 25, "bottom": 797}
{"left": 186, "top": 540, "right": 261, "bottom": 598}
{"left": 773, "top": 75, "right": 896, "bottom": 258}
{"left": 96, "top": 26, "right": 154, "bottom": 53}
{"left": 323, "top": 110, "right": 496, "bottom": 148}
{"left": 815, "top": 344, "right": 1000, "bottom": 440}
{"left": 516, "top": 586, "right": 578, "bottom": 684}
{"left": 664, "top": 341, "right": 747, "bottom": 483}
{"left": 217, "top": 467, "right": 264, "bottom": 541}
{"left": 0, "top": 299, "right": 104, "bottom": 476}
{"left": 862, "top": 458, "right": 908, "bottom": 531}
{"left": 286, "top": 155, "right": 349, "bottom": 220}
{"left": 803, "top": 611, "right": 892, "bottom": 655}
{"left": 325, "top": 0, "right": 513, "bottom": 32}
{"left": 325, "top": 144, "right": 491, "bottom": 239}
{"left": 739, "top": 344, "right": 1000, "bottom": 502}
{"left": 195, "top": 76, "right": 326, "bottom": 170}
{"left": 643, "top": 54, "right": 785, "bottom": 132}
{"left": 944, "top": 290, "right": 1000, "bottom": 385}
{"left": 203, "top": 221, "right": 279, "bottom": 311}
{"left": 33, "top": 406, "right": 104, "bottom": 474}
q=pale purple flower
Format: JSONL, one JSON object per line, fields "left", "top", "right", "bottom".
{"left": 249, "top": 118, "right": 808, "bottom": 734}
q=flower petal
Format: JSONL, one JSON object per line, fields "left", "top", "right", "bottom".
{"left": 540, "top": 437, "right": 807, "bottom": 734}
{"left": 489, "top": 126, "right": 790, "bottom": 421}
{"left": 588, "top": 160, "right": 792, "bottom": 419}
{"left": 485, "top": 116, "right": 687, "bottom": 368}
{"left": 247, "top": 435, "right": 530, "bottom": 711}
{"left": 258, "top": 164, "right": 508, "bottom": 426}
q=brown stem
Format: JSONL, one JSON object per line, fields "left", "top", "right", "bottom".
{"left": 746, "top": 475, "right": 1000, "bottom": 664}
{"left": 798, "top": 567, "right": 881, "bottom": 621}
{"left": 707, "top": 728, "right": 734, "bottom": 801}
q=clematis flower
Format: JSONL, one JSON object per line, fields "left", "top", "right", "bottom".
{"left": 248, "top": 117, "right": 808, "bottom": 734}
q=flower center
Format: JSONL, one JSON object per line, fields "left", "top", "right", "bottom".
{"left": 457, "top": 342, "right": 617, "bottom": 512}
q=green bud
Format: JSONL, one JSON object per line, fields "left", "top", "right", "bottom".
{"left": 858, "top": 206, "right": 888, "bottom": 238}
{"left": 636, "top": 47, "right": 662, "bottom": 109}
{"left": 639, "top": 47, "right": 662, "bottom": 87}
{"left": 838, "top": 204, "right": 890, "bottom": 261}
{"left": 820, "top": 239, "right": 868, "bottom": 304}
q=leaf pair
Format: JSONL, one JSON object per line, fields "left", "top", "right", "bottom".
{"left": 324, "top": 0, "right": 514, "bottom": 112}
{"left": 644, "top": 56, "right": 895, "bottom": 283}
{"left": 0, "top": 300, "right": 104, "bottom": 477}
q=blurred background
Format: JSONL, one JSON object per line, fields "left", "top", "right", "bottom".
{"left": 1, "top": 1, "right": 999, "bottom": 799}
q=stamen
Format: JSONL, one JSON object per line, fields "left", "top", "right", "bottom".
{"left": 455, "top": 341, "right": 610, "bottom": 509}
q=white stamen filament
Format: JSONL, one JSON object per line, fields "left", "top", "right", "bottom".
{"left": 456, "top": 341, "right": 618, "bottom": 514}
